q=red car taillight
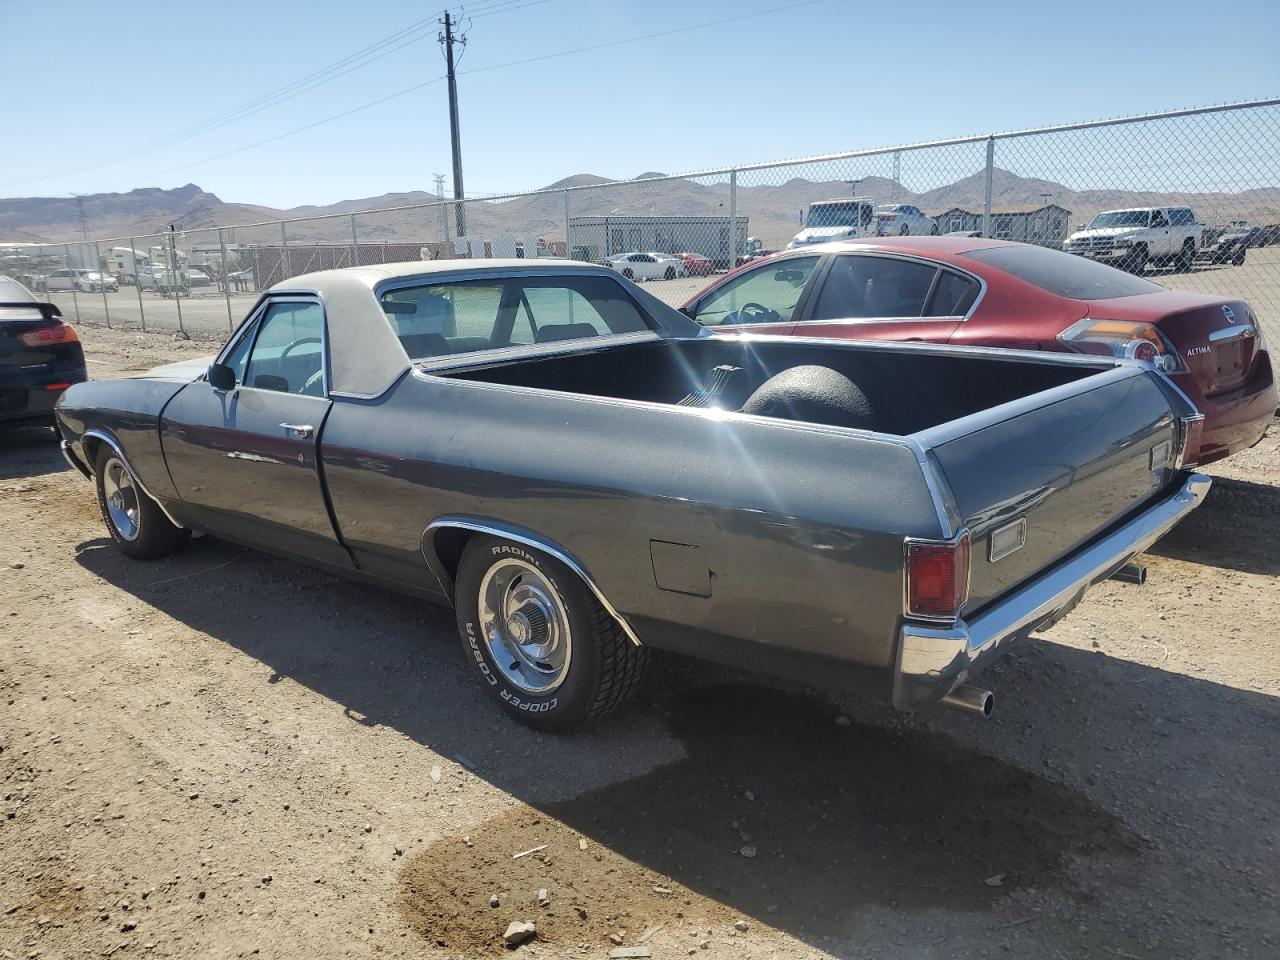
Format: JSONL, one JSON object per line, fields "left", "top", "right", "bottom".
{"left": 18, "top": 322, "right": 79, "bottom": 347}
{"left": 905, "top": 531, "right": 971, "bottom": 621}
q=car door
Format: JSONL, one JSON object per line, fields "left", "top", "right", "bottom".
{"left": 687, "top": 254, "right": 821, "bottom": 334}
{"left": 1150, "top": 209, "right": 1172, "bottom": 256}
{"left": 159, "top": 296, "right": 350, "bottom": 568}
{"left": 790, "top": 253, "right": 977, "bottom": 343}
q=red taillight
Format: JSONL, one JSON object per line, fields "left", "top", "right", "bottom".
{"left": 45, "top": 382, "right": 73, "bottom": 391}
{"left": 906, "top": 531, "right": 971, "bottom": 621}
{"left": 18, "top": 322, "right": 79, "bottom": 348}
{"left": 881, "top": 213, "right": 897, "bottom": 220}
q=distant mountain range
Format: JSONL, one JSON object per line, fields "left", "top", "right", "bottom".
{"left": 4, "top": 169, "right": 1278, "bottom": 249}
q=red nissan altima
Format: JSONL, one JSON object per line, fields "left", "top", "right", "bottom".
{"left": 680, "top": 237, "right": 1275, "bottom": 465}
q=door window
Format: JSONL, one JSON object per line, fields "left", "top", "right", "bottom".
{"left": 1151, "top": 211, "right": 1168, "bottom": 227}
{"left": 810, "top": 255, "right": 938, "bottom": 320}
{"left": 243, "top": 300, "right": 326, "bottom": 396}
{"left": 690, "top": 257, "right": 818, "bottom": 326}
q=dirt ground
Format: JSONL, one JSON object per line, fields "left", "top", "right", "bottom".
{"left": 2, "top": 325, "right": 1278, "bottom": 960}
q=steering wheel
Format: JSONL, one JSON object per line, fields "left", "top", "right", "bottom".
{"left": 733, "top": 302, "right": 782, "bottom": 325}
{"left": 279, "top": 337, "right": 324, "bottom": 395}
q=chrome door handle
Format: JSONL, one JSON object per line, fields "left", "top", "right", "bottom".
{"left": 280, "top": 423, "right": 314, "bottom": 438}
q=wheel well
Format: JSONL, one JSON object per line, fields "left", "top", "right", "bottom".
{"left": 429, "top": 526, "right": 474, "bottom": 600}
{"left": 82, "top": 434, "right": 104, "bottom": 469}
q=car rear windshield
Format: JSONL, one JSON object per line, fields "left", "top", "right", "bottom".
{"left": 961, "top": 245, "right": 1165, "bottom": 300}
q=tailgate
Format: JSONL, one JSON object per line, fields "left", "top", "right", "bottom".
{"left": 929, "top": 370, "right": 1181, "bottom": 612}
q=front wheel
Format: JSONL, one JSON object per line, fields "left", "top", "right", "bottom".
{"left": 1122, "top": 244, "right": 1148, "bottom": 274}
{"left": 621, "top": 268, "right": 634, "bottom": 280}
{"left": 899, "top": 225, "right": 909, "bottom": 236}
{"left": 1233, "top": 248, "right": 1247, "bottom": 267}
{"left": 664, "top": 266, "right": 676, "bottom": 280}
{"left": 94, "top": 445, "right": 190, "bottom": 560}
{"left": 454, "top": 536, "right": 648, "bottom": 731}
{"left": 1175, "top": 240, "right": 1195, "bottom": 273}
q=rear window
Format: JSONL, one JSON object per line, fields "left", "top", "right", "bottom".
{"left": 961, "top": 244, "right": 1164, "bottom": 300}
{"left": 381, "top": 274, "right": 655, "bottom": 359}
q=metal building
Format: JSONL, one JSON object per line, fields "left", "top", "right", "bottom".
{"left": 932, "top": 204, "right": 1072, "bottom": 247}
{"left": 567, "top": 215, "right": 748, "bottom": 267}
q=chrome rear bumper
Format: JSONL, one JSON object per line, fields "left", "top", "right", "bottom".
{"left": 892, "top": 472, "right": 1211, "bottom": 710}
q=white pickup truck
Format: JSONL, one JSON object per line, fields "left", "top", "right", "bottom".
{"left": 1063, "top": 207, "right": 1201, "bottom": 273}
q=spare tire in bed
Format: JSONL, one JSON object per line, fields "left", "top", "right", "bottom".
{"left": 739, "top": 365, "right": 877, "bottom": 429}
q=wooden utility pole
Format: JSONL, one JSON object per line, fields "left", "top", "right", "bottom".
{"left": 440, "top": 11, "right": 466, "bottom": 238}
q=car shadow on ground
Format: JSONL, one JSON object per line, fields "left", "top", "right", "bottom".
{"left": 0, "top": 425, "right": 67, "bottom": 481}
{"left": 1148, "top": 475, "right": 1280, "bottom": 575}
{"left": 72, "top": 532, "right": 1280, "bottom": 957}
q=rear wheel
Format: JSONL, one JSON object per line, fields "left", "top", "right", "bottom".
{"left": 1233, "top": 247, "right": 1247, "bottom": 267}
{"left": 664, "top": 266, "right": 676, "bottom": 280}
{"left": 454, "top": 535, "right": 648, "bottom": 731}
{"left": 94, "top": 445, "right": 190, "bottom": 560}
{"left": 930, "top": 223, "right": 939, "bottom": 235}
{"left": 622, "top": 268, "right": 634, "bottom": 280}
{"left": 899, "top": 225, "right": 910, "bottom": 236}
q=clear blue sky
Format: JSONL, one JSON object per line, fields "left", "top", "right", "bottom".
{"left": 2, "top": 0, "right": 1277, "bottom": 208}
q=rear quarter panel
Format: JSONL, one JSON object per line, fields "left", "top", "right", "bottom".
{"left": 319, "top": 371, "right": 945, "bottom": 682}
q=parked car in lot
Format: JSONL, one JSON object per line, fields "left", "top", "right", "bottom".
{"left": 605, "top": 251, "right": 686, "bottom": 280}
{"left": 0, "top": 277, "right": 87, "bottom": 428}
{"left": 788, "top": 197, "right": 877, "bottom": 248}
{"left": 1063, "top": 207, "right": 1201, "bottom": 273}
{"left": 56, "top": 260, "right": 1210, "bottom": 730}
{"left": 875, "top": 204, "right": 938, "bottom": 236}
{"left": 44, "top": 268, "right": 119, "bottom": 293}
{"left": 1198, "top": 222, "right": 1255, "bottom": 266}
{"left": 674, "top": 251, "right": 714, "bottom": 276}
{"left": 682, "top": 237, "right": 1275, "bottom": 466}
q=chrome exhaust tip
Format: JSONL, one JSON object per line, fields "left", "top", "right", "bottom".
{"left": 941, "top": 684, "right": 994, "bottom": 718}
{"left": 1112, "top": 561, "right": 1147, "bottom": 585}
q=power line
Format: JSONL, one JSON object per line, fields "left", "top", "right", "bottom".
{"left": 79, "top": 0, "right": 824, "bottom": 192}
{"left": 0, "top": 0, "right": 551, "bottom": 189}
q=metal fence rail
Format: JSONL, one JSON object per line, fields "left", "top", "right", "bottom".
{"left": 6, "top": 97, "right": 1279, "bottom": 346}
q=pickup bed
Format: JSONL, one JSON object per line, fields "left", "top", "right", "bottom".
{"left": 54, "top": 261, "right": 1209, "bottom": 730}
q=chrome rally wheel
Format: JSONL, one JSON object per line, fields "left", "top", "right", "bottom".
{"left": 478, "top": 558, "right": 572, "bottom": 695}
{"left": 101, "top": 456, "right": 141, "bottom": 541}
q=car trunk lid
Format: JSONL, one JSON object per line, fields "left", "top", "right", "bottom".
{"left": 924, "top": 368, "right": 1182, "bottom": 614}
{"left": 1086, "top": 292, "right": 1261, "bottom": 397}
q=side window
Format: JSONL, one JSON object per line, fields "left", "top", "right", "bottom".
{"left": 243, "top": 300, "right": 325, "bottom": 396}
{"left": 811, "top": 256, "right": 938, "bottom": 320}
{"left": 690, "top": 256, "right": 819, "bottom": 326}
{"left": 926, "top": 270, "right": 980, "bottom": 317}
{"left": 1152, "top": 211, "right": 1168, "bottom": 227}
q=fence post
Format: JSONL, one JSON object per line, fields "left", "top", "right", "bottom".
{"left": 64, "top": 244, "right": 81, "bottom": 322}
{"left": 563, "top": 188, "right": 571, "bottom": 260}
{"left": 93, "top": 241, "right": 111, "bottom": 328}
{"left": 728, "top": 168, "right": 738, "bottom": 273}
{"left": 218, "top": 228, "right": 234, "bottom": 332}
{"left": 982, "top": 136, "right": 995, "bottom": 239}
{"left": 280, "top": 221, "right": 291, "bottom": 281}
{"left": 349, "top": 214, "right": 359, "bottom": 268}
{"left": 168, "top": 226, "right": 185, "bottom": 336}
{"left": 130, "top": 237, "right": 146, "bottom": 332}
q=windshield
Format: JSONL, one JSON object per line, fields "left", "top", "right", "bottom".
{"left": 1088, "top": 210, "right": 1151, "bottom": 229}
{"left": 805, "top": 202, "right": 869, "bottom": 229}
{"left": 962, "top": 244, "right": 1165, "bottom": 300}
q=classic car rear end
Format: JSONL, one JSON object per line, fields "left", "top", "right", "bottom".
{"left": 1, "top": 276, "right": 87, "bottom": 428}
{"left": 54, "top": 261, "right": 1209, "bottom": 730}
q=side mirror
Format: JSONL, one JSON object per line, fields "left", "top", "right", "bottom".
{"left": 207, "top": 363, "right": 236, "bottom": 392}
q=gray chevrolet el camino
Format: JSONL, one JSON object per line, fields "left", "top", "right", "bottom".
{"left": 55, "top": 259, "right": 1210, "bottom": 730}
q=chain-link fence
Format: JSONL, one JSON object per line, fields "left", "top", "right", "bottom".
{"left": 6, "top": 98, "right": 1279, "bottom": 346}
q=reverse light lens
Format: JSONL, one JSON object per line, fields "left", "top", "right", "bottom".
{"left": 906, "top": 531, "right": 971, "bottom": 621}
{"left": 1058, "top": 319, "right": 1188, "bottom": 373}
{"left": 18, "top": 322, "right": 79, "bottom": 348}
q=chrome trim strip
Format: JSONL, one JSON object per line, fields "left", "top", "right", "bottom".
{"left": 893, "top": 472, "right": 1211, "bottom": 710}
{"left": 420, "top": 517, "right": 644, "bottom": 647}
{"left": 82, "top": 429, "right": 185, "bottom": 529}
{"left": 1207, "top": 322, "right": 1257, "bottom": 343}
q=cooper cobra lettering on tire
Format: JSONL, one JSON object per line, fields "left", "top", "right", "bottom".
{"left": 454, "top": 534, "right": 648, "bottom": 731}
